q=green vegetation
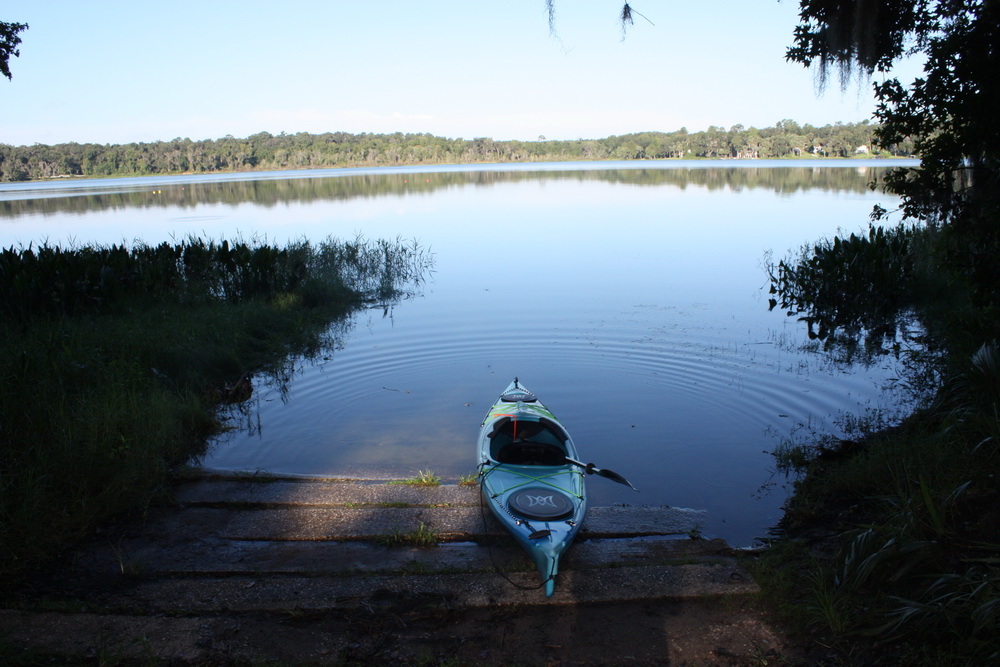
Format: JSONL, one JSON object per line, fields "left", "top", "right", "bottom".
{"left": 377, "top": 522, "right": 439, "bottom": 548}
{"left": 758, "top": 2, "right": 1000, "bottom": 662}
{"left": 0, "top": 234, "right": 431, "bottom": 322}
{"left": 0, "top": 121, "right": 904, "bottom": 182}
{"left": 756, "top": 361, "right": 1000, "bottom": 662}
{"left": 0, "top": 19, "right": 27, "bottom": 81}
{"left": 0, "top": 235, "right": 432, "bottom": 583}
{"left": 766, "top": 223, "right": 932, "bottom": 355}
{"left": 390, "top": 470, "right": 443, "bottom": 487}
{"left": 765, "top": 208, "right": 1000, "bottom": 664}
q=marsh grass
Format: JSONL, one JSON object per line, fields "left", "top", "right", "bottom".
{"left": 0, "top": 235, "right": 432, "bottom": 584}
{"left": 763, "top": 343, "right": 1000, "bottom": 663}
{"left": 763, "top": 185, "right": 1000, "bottom": 662}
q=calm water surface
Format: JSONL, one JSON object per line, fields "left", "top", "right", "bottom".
{"left": 0, "top": 160, "right": 918, "bottom": 546}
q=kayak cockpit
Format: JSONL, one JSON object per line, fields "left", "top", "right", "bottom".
{"left": 487, "top": 416, "right": 571, "bottom": 465}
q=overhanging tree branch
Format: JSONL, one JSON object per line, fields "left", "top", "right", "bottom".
{"left": 1, "top": 20, "right": 28, "bottom": 81}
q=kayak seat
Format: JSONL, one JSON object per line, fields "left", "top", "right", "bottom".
{"left": 489, "top": 417, "right": 570, "bottom": 462}
{"left": 497, "top": 442, "right": 566, "bottom": 466}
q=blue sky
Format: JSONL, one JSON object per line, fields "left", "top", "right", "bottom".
{"left": 2, "top": 1, "right": 921, "bottom": 146}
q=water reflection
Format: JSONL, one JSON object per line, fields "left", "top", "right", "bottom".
{"left": 1, "top": 161, "right": 918, "bottom": 547}
{"left": 0, "top": 159, "right": 913, "bottom": 219}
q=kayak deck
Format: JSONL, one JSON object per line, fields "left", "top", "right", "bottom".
{"left": 477, "top": 379, "right": 586, "bottom": 596}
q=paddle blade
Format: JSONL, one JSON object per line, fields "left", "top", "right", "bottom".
{"left": 564, "top": 456, "right": 638, "bottom": 491}
{"left": 595, "top": 467, "right": 639, "bottom": 491}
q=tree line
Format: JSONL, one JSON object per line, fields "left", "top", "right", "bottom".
{"left": 0, "top": 120, "right": 910, "bottom": 182}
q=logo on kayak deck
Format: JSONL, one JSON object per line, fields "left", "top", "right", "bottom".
{"left": 501, "top": 390, "right": 537, "bottom": 403}
{"left": 525, "top": 494, "right": 558, "bottom": 508}
{"left": 508, "top": 487, "right": 574, "bottom": 520}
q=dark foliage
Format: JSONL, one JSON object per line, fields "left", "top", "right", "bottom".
{"left": 0, "top": 235, "right": 432, "bottom": 581}
{"left": 0, "top": 235, "right": 431, "bottom": 324}
{"left": 0, "top": 19, "right": 27, "bottom": 80}
{"left": 768, "top": 3, "right": 1000, "bottom": 660}
{"left": 767, "top": 224, "right": 918, "bottom": 350}
{"left": 787, "top": 1, "right": 1000, "bottom": 324}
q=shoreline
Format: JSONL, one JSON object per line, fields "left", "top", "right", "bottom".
{"left": 2, "top": 154, "right": 919, "bottom": 186}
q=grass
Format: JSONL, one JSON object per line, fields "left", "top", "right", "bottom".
{"left": 389, "top": 470, "right": 442, "bottom": 487}
{"left": 0, "top": 300, "right": 328, "bottom": 580}
{"left": 377, "top": 522, "right": 439, "bottom": 548}
{"left": 0, "top": 235, "right": 432, "bottom": 585}
{"left": 754, "top": 343, "right": 1000, "bottom": 664}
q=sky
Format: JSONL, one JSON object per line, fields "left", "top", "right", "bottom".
{"left": 1, "top": 1, "right": 923, "bottom": 147}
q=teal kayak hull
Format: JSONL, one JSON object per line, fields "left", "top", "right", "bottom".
{"left": 477, "top": 379, "right": 586, "bottom": 597}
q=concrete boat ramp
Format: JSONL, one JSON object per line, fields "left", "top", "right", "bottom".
{"left": 2, "top": 474, "right": 774, "bottom": 664}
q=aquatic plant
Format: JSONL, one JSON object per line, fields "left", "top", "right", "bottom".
{"left": 0, "top": 234, "right": 433, "bottom": 323}
{"left": 0, "top": 235, "right": 433, "bottom": 584}
{"left": 766, "top": 222, "right": 920, "bottom": 352}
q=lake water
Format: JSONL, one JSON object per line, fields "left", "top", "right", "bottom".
{"left": 0, "top": 160, "right": 918, "bottom": 546}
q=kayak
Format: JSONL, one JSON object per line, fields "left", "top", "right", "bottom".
{"left": 477, "top": 378, "right": 586, "bottom": 597}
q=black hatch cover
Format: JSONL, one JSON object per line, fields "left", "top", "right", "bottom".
{"left": 507, "top": 487, "right": 574, "bottom": 520}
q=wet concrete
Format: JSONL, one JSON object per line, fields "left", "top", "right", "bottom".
{"left": 1, "top": 474, "right": 769, "bottom": 663}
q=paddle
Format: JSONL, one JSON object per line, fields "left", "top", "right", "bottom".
{"left": 564, "top": 456, "right": 638, "bottom": 491}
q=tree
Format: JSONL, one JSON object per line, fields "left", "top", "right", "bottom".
{"left": 544, "top": 2, "right": 996, "bottom": 249}
{"left": 764, "top": 1, "right": 1000, "bottom": 360}
{"left": 1, "top": 20, "right": 28, "bottom": 80}
{"left": 787, "top": 1, "right": 1000, "bottom": 295}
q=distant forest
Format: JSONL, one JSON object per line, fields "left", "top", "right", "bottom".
{"left": 0, "top": 120, "right": 911, "bottom": 182}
